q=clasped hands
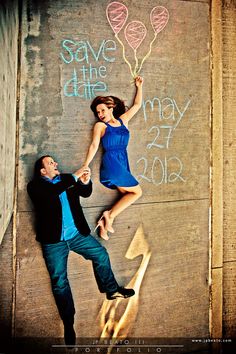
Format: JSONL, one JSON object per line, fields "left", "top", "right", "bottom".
{"left": 74, "top": 166, "right": 91, "bottom": 184}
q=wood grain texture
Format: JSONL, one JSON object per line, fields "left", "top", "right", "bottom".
{"left": 15, "top": 0, "right": 211, "bottom": 345}
{"left": 223, "top": 263, "right": 236, "bottom": 337}
{"left": 211, "top": 0, "right": 223, "bottom": 338}
{"left": 18, "top": 0, "right": 210, "bottom": 211}
{"left": 222, "top": 1, "right": 236, "bottom": 338}
{"left": 15, "top": 199, "right": 209, "bottom": 338}
{"left": 0, "top": 0, "right": 19, "bottom": 243}
{"left": 0, "top": 219, "right": 13, "bottom": 345}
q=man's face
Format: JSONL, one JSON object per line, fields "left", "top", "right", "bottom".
{"left": 41, "top": 156, "right": 60, "bottom": 179}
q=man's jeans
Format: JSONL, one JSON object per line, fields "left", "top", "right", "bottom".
{"left": 42, "top": 232, "right": 119, "bottom": 323}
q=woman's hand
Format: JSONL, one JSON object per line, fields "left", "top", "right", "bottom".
{"left": 74, "top": 166, "right": 90, "bottom": 180}
{"left": 79, "top": 167, "right": 91, "bottom": 184}
{"left": 135, "top": 76, "right": 144, "bottom": 87}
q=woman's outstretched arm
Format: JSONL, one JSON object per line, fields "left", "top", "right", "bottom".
{"left": 83, "top": 122, "right": 105, "bottom": 167}
{"left": 120, "top": 76, "right": 143, "bottom": 125}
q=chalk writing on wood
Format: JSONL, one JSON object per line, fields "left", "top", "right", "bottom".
{"left": 60, "top": 39, "right": 117, "bottom": 99}
{"left": 136, "top": 96, "right": 191, "bottom": 186}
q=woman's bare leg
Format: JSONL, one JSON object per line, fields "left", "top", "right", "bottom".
{"left": 103, "top": 185, "right": 142, "bottom": 231}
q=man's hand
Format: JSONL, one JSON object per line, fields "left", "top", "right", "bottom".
{"left": 74, "top": 166, "right": 91, "bottom": 184}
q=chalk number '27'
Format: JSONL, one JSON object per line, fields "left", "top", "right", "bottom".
{"left": 147, "top": 125, "right": 173, "bottom": 150}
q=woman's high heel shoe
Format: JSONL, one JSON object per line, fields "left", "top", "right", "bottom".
{"left": 94, "top": 219, "right": 109, "bottom": 241}
{"left": 94, "top": 212, "right": 114, "bottom": 234}
{"left": 94, "top": 215, "right": 105, "bottom": 232}
{"left": 94, "top": 221, "right": 100, "bottom": 233}
{"left": 102, "top": 210, "right": 114, "bottom": 233}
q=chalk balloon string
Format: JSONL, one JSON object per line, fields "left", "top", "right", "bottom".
{"left": 124, "top": 20, "right": 147, "bottom": 77}
{"left": 115, "top": 34, "right": 135, "bottom": 78}
{"left": 137, "top": 6, "right": 169, "bottom": 75}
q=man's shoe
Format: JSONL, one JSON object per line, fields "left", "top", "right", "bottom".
{"left": 106, "top": 286, "right": 135, "bottom": 300}
{"left": 64, "top": 323, "right": 76, "bottom": 347}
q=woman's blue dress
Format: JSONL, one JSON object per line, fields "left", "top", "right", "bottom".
{"left": 100, "top": 118, "right": 139, "bottom": 190}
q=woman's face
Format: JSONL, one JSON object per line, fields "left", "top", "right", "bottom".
{"left": 96, "top": 103, "right": 113, "bottom": 122}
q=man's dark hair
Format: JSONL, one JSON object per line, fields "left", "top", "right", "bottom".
{"left": 33, "top": 155, "right": 51, "bottom": 179}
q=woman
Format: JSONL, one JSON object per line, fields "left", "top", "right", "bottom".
{"left": 83, "top": 76, "right": 143, "bottom": 240}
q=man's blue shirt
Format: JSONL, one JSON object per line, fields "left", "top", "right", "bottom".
{"left": 43, "top": 175, "right": 79, "bottom": 241}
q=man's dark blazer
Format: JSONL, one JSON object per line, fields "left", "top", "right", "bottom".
{"left": 27, "top": 173, "right": 92, "bottom": 244}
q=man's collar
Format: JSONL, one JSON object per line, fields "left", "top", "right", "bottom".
{"left": 41, "top": 175, "right": 61, "bottom": 182}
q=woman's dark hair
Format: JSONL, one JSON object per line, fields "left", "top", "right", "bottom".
{"left": 33, "top": 155, "right": 51, "bottom": 179}
{"left": 90, "top": 95, "right": 127, "bottom": 119}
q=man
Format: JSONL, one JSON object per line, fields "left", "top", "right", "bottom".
{"left": 27, "top": 155, "right": 135, "bottom": 346}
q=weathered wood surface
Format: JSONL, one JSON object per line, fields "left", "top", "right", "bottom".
{"left": 223, "top": 263, "right": 236, "bottom": 337}
{"left": 18, "top": 0, "right": 210, "bottom": 211}
{"left": 0, "top": 219, "right": 13, "bottom": 347}
{"left": 222, "top": 2, "right": 236, "bottom": 338}
{"left": 0, "top": 0, "right": 19, "bottom": 243}
{"left": 211, "top": 0, "right": 223, "bottom": 339}
{"left": 3, "top": 0, "right": 236, "bottom": 348}
{"left": 15, "top": 200, "right": 209, "bottom": 338}
{"left": 16, "top": 0, "right": 210, "bottom": 344}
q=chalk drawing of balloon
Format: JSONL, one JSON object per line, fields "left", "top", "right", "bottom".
{"left": 106, "top": 2, "right": 170, "bottom": 78}
{"left": 124, "top": 21, "right": 147, "bottom": 75}
{"left": 124, "top": 21, "right": 147, "bottom": 50}
{"left": 106, "top": 1, "right": 128, "bottom": 34}
{"left": 137, "top": 6, "right": 169, "bottom": 75}
{"left": 106, "top": 1, "right": 136, "bottom": 76}
{"left": 150, "top": 6, "right": 169, "bottom": 35}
